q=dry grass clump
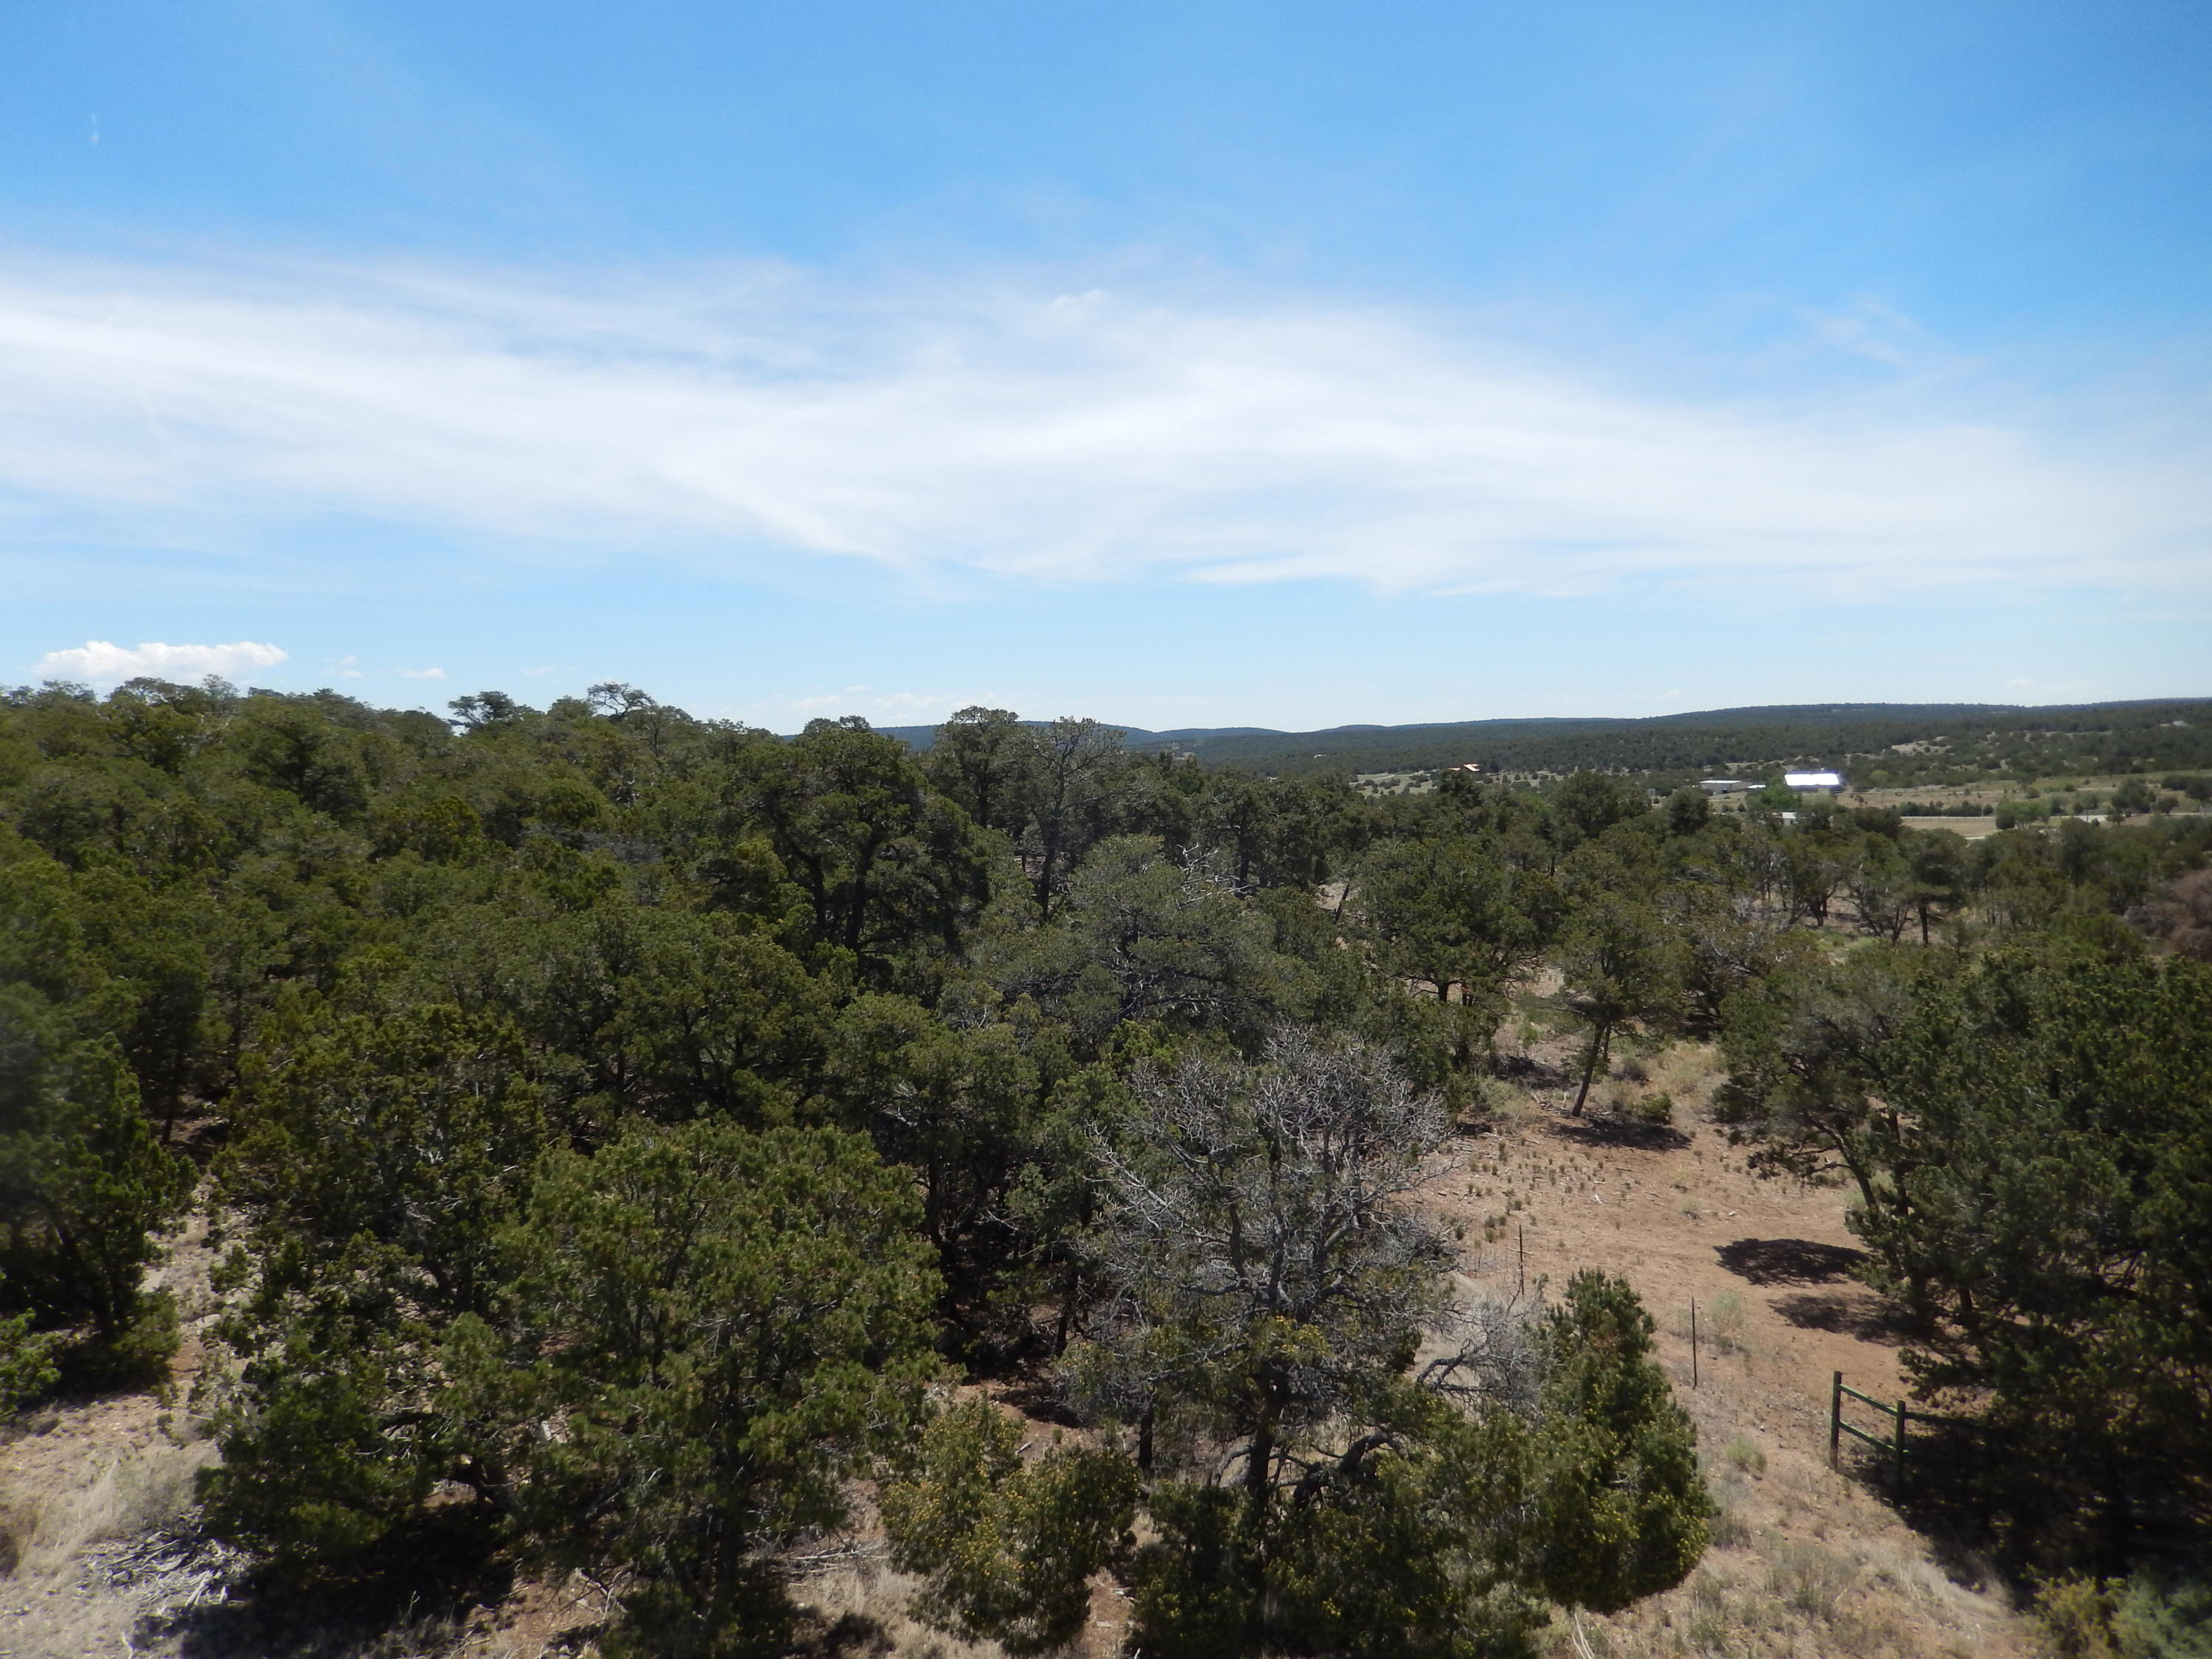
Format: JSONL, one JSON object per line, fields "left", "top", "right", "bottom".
{"left": 1, "top": 1419, "right": 215, "bottom": 1575}
{"left": 1565, "top": 1519, "right": 1997, "bottom": 1659}
{"left": 0, "top": 1419, "right": 221, "bottom": 1658}
{"left": 1644, "top": 1043, "right": 1725, "bottom": 1116}
{"left": 14, "top": 1435, "right": 212, "bottom": 1571}
{"left": 1720, "top": 1435, "right": 1767, "bottom": 1479}
{"left": 789, "top": 1556, "right": 1009, "bottom": 1659}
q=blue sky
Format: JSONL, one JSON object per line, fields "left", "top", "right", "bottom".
{"left": 3, "top": 1, "right": 2208, "bottom": 728}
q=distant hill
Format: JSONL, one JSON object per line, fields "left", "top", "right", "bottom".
{"left": 879, "top": 700, "right": 2212, "bottom": 785}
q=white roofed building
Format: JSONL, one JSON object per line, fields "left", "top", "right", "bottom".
{"left": 1784, "top": 771, "right": 1845, "bottom": 793}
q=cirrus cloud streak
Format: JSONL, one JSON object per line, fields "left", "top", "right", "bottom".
{"left": 0, "top": 254, "right": 2204, "bottom": 599}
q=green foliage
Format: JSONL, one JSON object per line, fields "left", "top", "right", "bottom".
{"left": 1664, "top": 785, "right": 1711, "bottom": 835}
{"left": 2036, "top": 1571, "right": 2212, "bottom": 1659}
{"left": 1750, "top": 779, "right": 1801, "bottom": 816}
{"left": 471, "top": 1118, "right": 942, "bottom": 1658}
{"left": 1520, "top": 1272, "right": 1711, "bottom": 1613}
{"left": 15, "top": 676, "right": 2198, "bottom": 1627}
{"left": 1018, "top": 717, "right": 1133, "bottom": 917}
{"left": 1558, "top": 890, "right": 1683, "bottom": 1114}
{"left": 199, "top": 1235, "right": 466, "bottom": 1575}
{"left": 223, "top": 1004, "right": 552, "bottom": 1314}
{"left": 991, "top": 835, "right": 1306, "bottom": 1054}
{"left": 1857, "top": 950, "right": 2212, "bottom": 1548}
{"left": 0, "top": 1290, "right": 61, "bottom": 1413}
{"left": 0, "top": 989, "right": 192, "bottom": 1374}
{"left": 922, "top": 706, "right": 1034, "bottom": 837}
{"left": 460, "top": 904, "right": 832, "bottom": 1126}
{"left": 726, "top": 717, "right": 994, "bottom": 986}
{"left": 1357, "top": 835, "right": 1558, "bottom": 1008}
{"left": 2112, "top": 776, "right": 2157, "bottom": 816}
{"left": 882, "top": 1398, "right": 1138, "bottom": 1655}
{"left": 1130, "top": 1440, "right": 1548, "bottom": 1659}
{"left": 823, "top": 993, "right": 1057, "bottom": 1325}
{"left": 2111, "top": 1572, "right": 2212, "bottom": 1658}
{"left": 1550, "top": 771, "right": 1645, "bottom": 849}
{"left": 1722, "top": 941, "right": 2212, "bottom": 1554}
{"left": 201, "top": 1000, "right": 551, "bottom": 1578}
{"left": 1714, "top": 944, "right": 1928, "bottom": 1228}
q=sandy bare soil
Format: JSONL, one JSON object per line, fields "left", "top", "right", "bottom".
{"left": 1441, "top": 1039, "right": 2034, "bottom": 1659}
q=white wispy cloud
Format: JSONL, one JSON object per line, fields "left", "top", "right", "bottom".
{"left": 0, "top": 252, "right": 2205, "bottom": 599}
{"left": 29, "top": 639, "right": 288, "bottom": 684}
{"left": 398, "top": 666, "right": 448, "bottom": 680}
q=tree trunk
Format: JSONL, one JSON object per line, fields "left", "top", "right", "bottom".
{"left": 1053, "top": 1259, "right": 1079, "bottom": 1356}
{"left": 1571, "top": 1023, "right": 1610, "bottom": 1116}
{"left": 1242, "top": 1394, "right": 1278, "bottom": 1523}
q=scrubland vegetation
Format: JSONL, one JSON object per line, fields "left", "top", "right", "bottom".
{"left": 1, "top": 681, "right": 2208, "bottom": 1658}
{"left": 1054, "top": 700, "right": 2212, "bottom": 789}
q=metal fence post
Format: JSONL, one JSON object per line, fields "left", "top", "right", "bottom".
{"left": 1830, "top": 1371, "right": 1843, "bottom": 1467}
{"left": 1893, "top": 1397, "right": 1908, "bottom": 1495}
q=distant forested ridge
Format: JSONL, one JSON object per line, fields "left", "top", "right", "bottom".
{"left": 1, "top": 680, "right": 2206, "bottom": 1655}
{"left": 886, "top": 698, "right": 2212, "bottom": 787}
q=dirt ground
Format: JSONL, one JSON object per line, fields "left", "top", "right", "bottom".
{"left": 0, "top": 1212, "right": 230, "bottom": 1659}
{"left": 1439, "top": 1036, "right": 2035, "bottom": 1659}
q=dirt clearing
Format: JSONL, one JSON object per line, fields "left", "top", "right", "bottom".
{"left": 1433, "top": 1042, "right": 2034, "bottom": 1658}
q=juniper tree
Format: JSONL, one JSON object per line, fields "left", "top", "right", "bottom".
{"left": 1558, "top": 894, "right": 1683, "bottom": 1115}
{"left": 464, "top": 1119, "right": 942, "bottom": 1659}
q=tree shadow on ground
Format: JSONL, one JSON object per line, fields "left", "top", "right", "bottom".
{"left": 984, "top": 1371, "right": 1088, "bottom": 1428}
{"left": 1771, "top": 1288, "right": 1911, "bottom": 1346}
{"left": 1543, "top": 1114, "right": 1691, "bottom": 1152}
{"left": 158, "top": 1510, "right": 513, "bottom": 1659}
{"left": 1494, "top": 1051, "right": 1572, "bottom": 1090}
{"left": 793, "top": 1610, "right": 897, "bottom": 1657}
{"left": 1714, "top": 1237, "right": 1867, "bottom": 1285}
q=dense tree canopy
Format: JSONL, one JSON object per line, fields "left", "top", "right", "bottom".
{"left": 1, "top": 674, "right": 2205, "bottom": 1646}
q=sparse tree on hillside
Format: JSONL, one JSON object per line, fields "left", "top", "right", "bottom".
{"left": 1519, "top": 1273, "right": 1712, "bottom": 1613}
{"left": 1357, "top": 835, "right": 1558, "bottom": 1011}
{"left": 1559, "top": 895, "right": 1683, "bottom": 1115}
{"left": 1846, "top": 949, "right": 2212, "bottom": 1551}
{"left": 0, "top": 978, "right": 192, "bottom": 1378}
